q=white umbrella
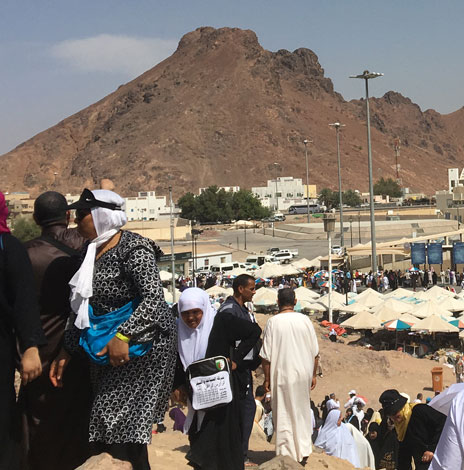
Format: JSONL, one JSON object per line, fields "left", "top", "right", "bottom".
{"left": 437, "top": 296, "right": 464, "bottom": 312}
{"left": 255, "top": 263, "right": 284, "bottom": 279}
{"left": 340, "top": 310, "right": 382, "bottom": 330}
{"left": 411, "top": 314, "right": 460, "bottom": 333}
{"left": 411, "top": 300, "right": 453, "bottom": 319}
{"left": 227, "top": 267, "right": 249, "bottom": 276}
{"left": 293, "top": 256, "right": 321, "bottom": 269}
{"left": 254, "top": 287, "right": 278, "bottom": 306}
{"left": 356, "top": 288, "right": 383, "bottom": 300}
{"left": 397, "top": 313, "right": 420, "bottom": 325}
{"left": 315, "top": 296, "right": 347, "bottom": 311}
{"left": 297, "top": 299, "right": 326, "bottom": 313}
{"left": 384, "top": 287, "right": 415, "bottom": 299}
{"left": 163, "top": 287, "right": 181, "bottom": 304}
{"left": 341, "top": 302, "right": 367, "bottom": 314}
{"left": 423, "top": 285, "right": 456, "bottom": 299}
{"left": 279, "top": 263, "right": 302, "bottom": 276}
{"left": 373, "top": 307, "right": 403, "bottom": 324}
{"left": 355, "top": 292, "right": 384, "bottom": 309}
{"left": 294, "top": 286, "right": 320, "bottom": 301}
{"left": 205, "top": 285, "right": 230, "bottom": 297}
{"left": 371, "top": 297, "right": 412, "bottom": 315}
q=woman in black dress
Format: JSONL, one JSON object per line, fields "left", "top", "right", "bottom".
{"left": 50, "top": 189, "right": 176, "bottom": 470}
{"left": 175, "top": 287, "right": 261, "bottom": 470}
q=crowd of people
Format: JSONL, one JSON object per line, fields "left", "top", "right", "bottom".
{"left": 1, "top": 187, "right": 463, "bottom": 470}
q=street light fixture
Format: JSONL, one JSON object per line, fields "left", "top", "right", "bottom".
{"left": 323, "top": 213, "right": 336, "bottom": 323}
{"left": 350, "top": 70, "right": 383, "bottom": 274}
{"left": 329, "top": 122, "right": 346, "bottom": 247}
{"left": 303, "top": 139, "right": 313, "bottom": 224}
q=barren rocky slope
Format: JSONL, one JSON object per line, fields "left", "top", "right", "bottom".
{"left": 1, "top": 27, "right": 463, "bottom": 197}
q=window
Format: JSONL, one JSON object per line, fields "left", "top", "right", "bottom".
{"left": 220, "top": 257, "right": 226, "bottom": 263}
{"left": 204, "top": 259, "right": 209, "bottom": 266}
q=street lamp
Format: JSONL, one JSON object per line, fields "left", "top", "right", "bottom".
{"left": 323, "top": 213, "right": 336, "bottom": 323}
{"left": 349, "top": 215, "right": 353, "bottom": 247}
{"left": 169, "top": 186, "right": 176, "bottom": 303}
{"left": 329, "top": 122, "right": 346, "bottom": 247}
{"left": 350, "top": 70, "right": 383, "bottom": 273}
{"left": 273, "top": 162, "right": 279, "bottom": 211}
{"left": 303, "top": 139, "right": 313, "bottom": 223}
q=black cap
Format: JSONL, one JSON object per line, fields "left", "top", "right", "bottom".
{"left": 379, "top": 389, "right": 407, "bottom": 416}
{"left": 67, "top": 189, "right": 123, "bottom": 211}
{"left": 34, "top": 191, "right": 68, "bottom": 226}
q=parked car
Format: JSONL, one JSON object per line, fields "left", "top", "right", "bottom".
{"left": 271, "top": 252, "right": 293, "bottom": 264}
{"left": 331, "top": 245, "right": 344, "bottom": 256}
{"left": 276, "top": 249, "right": 298, "bottom": 258}
{"left": 267, "top": 247, "right": 280, "bottom": 255}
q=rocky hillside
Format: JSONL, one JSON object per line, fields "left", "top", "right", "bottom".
{"left": 1, "top": 26, "right": 463, "bottom": 197}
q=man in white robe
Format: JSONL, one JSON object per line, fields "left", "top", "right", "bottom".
{"left": 260, "top": 288, "right": 319, "bottom": 464}
{"left": 429, "top": 390, "right": 464, "bottom": 470}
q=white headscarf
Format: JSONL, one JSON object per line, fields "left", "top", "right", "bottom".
{"left": 177, "top": 287, "right": 217, "bottom": 434}
{"left": 69, "top": 189, "right": 127, "bottom": 329}
{"left": 177, "top": 287, "right": 217, "bottom": 370}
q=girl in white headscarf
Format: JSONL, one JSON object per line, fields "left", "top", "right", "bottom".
{"left": 174, "top": 287, "right": 261, "bottom": 470}
{"left": 50, "top": 189, "right": 177, "bottom": 470}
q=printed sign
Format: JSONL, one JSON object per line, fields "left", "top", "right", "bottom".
{"left": 453, "top": 242, "right": 464, "bottom": 265}
{"left": 190, "top": 371, "right": 233, "bottom": 410}
{"left": 427, "top": 244, "right": 443, "bottom": 265}
{"left": 411, "top": 243, "right": 426, "bottom": 265}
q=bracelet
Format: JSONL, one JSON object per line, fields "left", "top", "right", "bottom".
{"left": 115, "top": 332, "right": 130, "bottom": 344}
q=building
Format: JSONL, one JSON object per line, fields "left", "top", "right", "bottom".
{"left": 448, "top": 168, "right": 464, "bottom": 192}
{"left": 125, "top": 191, "right": 180, "bottom": 221}
{"left": 198, "top": 186, "right": 240, "bottom": 194}
{"left": 251, "top": 176, "right": 317, "bottom": 211}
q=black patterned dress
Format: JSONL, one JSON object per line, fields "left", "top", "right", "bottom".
{"left": 65, "top": 230, "right": 176, "bottom": 446}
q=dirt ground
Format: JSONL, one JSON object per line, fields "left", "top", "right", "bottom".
{"left": 148, "top": 312, "right": 455, "bottom": 469}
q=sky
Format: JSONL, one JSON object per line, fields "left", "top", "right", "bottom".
{"left": 1, "top": 0, "right": 463, "bottom": 155}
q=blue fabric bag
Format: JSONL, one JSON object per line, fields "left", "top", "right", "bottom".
{"left": 79, "top": 298, "right": 153, "bottom": 365}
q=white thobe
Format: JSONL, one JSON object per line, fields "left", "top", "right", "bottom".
{"left": 430, "top": 391, "right": 464, "bottom": 470}
{"left": 260, "top": 311, "right": 319, "bottom": 462}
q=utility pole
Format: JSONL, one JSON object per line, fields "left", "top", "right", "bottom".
{"left": 394, "top": 138, "right": 402, "bottom": 185}
{"left": 169, "top": 186, "right": 176, "bottom": 303}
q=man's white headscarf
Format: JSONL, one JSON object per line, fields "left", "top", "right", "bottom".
{"left": 70, "top": 189, "right": 127, "bottom": 329}
{"left": 177, "top": 287, "right": 217, "bottom": 370}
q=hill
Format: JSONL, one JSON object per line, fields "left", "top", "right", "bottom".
{"left": 1, "top": 26, "right": 463, "bottom": 197}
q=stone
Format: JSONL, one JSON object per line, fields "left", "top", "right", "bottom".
{"left": 75, "top": 453, "right": 132, "bottom": 469}
{"left": 258, "top": 455, "right": 302, "bottom": 470}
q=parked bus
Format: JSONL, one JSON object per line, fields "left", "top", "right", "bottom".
{"left": 288, "top": 203, "right": 322, "bottom": 215}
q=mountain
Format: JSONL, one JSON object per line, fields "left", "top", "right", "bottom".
{"left": 1, "top": 26, "right": 463, "bottom": 197}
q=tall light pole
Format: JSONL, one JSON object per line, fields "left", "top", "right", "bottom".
{"left": 273, "top": 162, "right": 279, "bottom": 211}
{"left": 303, "top": 139, "right": 313, "bottom": 223}
{"left": 169, "top": 185, "right": 176, "bottom": 303}
{"left": 350, "top": 70, "right": 383, "bottom": 274}
{"left": 323, "top": 214, "right": 336, "bottom": 323}
{"left": 329, "top": 122, "right": 346, "bottom": 246}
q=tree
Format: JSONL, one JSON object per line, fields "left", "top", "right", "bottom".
{"left": 178, "top": 192, "right": 197, "bottom": 220}
{"left": 374, "top": 177, "right": 402, "bottom": 198}
{"left": 318, "top": 188, "right": 338, "bottom": 209}
{"left": 177, "top": 187, "right": 270, "bottom": 223}
{"left": 12, "top": 217, "right": 41, "bottom": 242}
{"left": 343, "top": 189, "right": 362, "bottom": 207}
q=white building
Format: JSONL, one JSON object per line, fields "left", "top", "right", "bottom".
{"left": 251, "top": 176, "right": 316, "bottom": 211}
{"left": 125, "top": 191, "right": 179, "bottom": 221}
{"left": 198, "top": 186, "right": 240, "bottom": 194}
{"left": 448, "top": 168, "right": 464, "bottom": 192}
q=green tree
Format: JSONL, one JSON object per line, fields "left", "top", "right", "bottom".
{"left": 374, "top": 177, "right": 402, "bottom": 198}
{"left": 12, "top": 217, "right": 41, "bottom": 242}
{"left": 318, "top": 188, "right": 338, "bottom": 208}
{"left": 178, "top": 192, "right": 198, "bottom": 220}
{"left": 231, "top": 190, "right": 271, "bottom": 220}
{"left": 342, "top": 189, "right": 362, "bottom": 207}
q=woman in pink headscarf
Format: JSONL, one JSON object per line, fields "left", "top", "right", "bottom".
{"left": 0, "top": 191, "right": 45, "bottom": 469}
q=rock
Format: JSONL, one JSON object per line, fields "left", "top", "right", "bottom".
{"left": 258, "top": 455, "right": 302, "bottom": 470}
{"left": 75, "top": 453, "right": 132, "bottom": 469}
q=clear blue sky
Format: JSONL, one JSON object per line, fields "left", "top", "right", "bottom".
{"left": 1, "top": 0, "right": 463, "bottom": 154}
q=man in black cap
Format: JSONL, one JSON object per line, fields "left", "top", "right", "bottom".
{"left": 379, "top": 389, "right": 446, "bottom": 470}
{"left": 19, "top": 191, "right": 91, "bottom": 470}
